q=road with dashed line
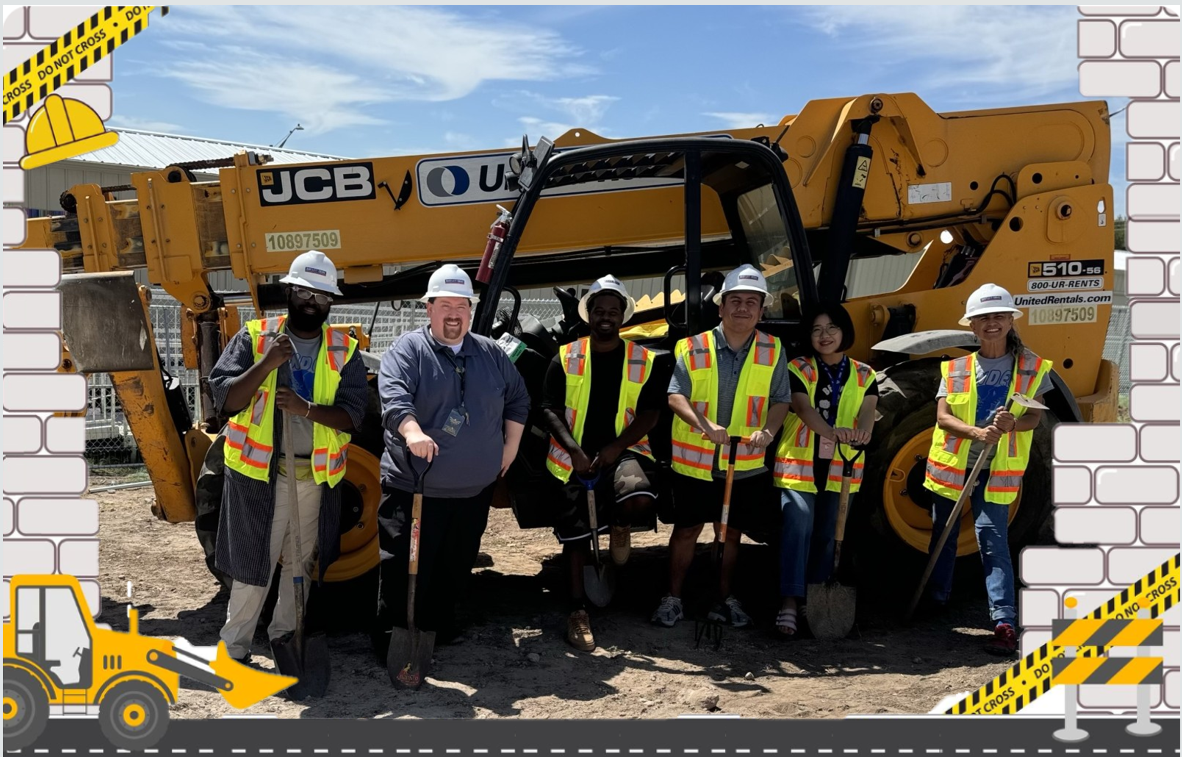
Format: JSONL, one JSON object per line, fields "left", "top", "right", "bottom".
{"left": 11, "top": 717, "right": 1178, "bottom": 756}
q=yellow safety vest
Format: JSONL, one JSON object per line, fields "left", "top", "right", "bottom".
{"left": 546, "top": 338, "right": 657, "bottom": 483}
{"left": 773, "top": 356, "right": 875, "bottom": 493}
{"left": 670, "top": 329, "right": 782, "bottom": 481}
{"left": 223, "top": 316, "right": 357, "bottom": 487}
{"left": 923, "top": 349, "right": 1053, "bottom": 505}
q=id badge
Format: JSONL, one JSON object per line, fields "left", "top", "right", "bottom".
{"left": 818, "top": 435, "right": 836, "bottom": 460}
{"left": 442, "top": 407, "right": 466, "bottom": 437}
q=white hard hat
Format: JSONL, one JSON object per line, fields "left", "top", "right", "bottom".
{"left": 578, "top": 274, "right": 636, "bottom": 323}
{"left": 960, "top": 282, "right": 1023, "bottom": 326}
{"left": 279, "top": 250, "right": 343, "bottom": 296}
{"left": 421, "top": 264, "right": 479, "bottom": 304}
{"left": 713, "top": 264, "right": 769, "bottom": 306}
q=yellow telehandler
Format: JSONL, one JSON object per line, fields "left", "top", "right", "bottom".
{"left": 20, "top": 92, "right": 1118, "bottom": 615}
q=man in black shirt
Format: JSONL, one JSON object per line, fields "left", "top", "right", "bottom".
{"left": 541, "top": 275, "right": 667, "bottom": 652}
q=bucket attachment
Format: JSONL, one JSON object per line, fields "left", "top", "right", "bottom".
{"left": 208, "top": 642, "right": 299, "bottom": 709}
{"left": 58, "top": 272, "right": 155, "bottom": 372}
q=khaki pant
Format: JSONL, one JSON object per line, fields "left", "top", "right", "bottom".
{"left": 220, "top": 469, "right": 322, "bottom": 660}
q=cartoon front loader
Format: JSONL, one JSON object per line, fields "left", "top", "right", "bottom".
{"left": 3, "top": 575, "right": 295, "bottom": 750}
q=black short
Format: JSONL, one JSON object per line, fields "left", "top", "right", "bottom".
{"left": 672, "top": 470, "right": 779, "bottom": 533}
{"left": 553, "top": 453, "right": 658, "bottom": 543}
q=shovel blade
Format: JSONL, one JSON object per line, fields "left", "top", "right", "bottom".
{"left": 582, "top": 563, "right": 616, "bottom": 608}
{"left": 210, "top": 642, "right": 299, "bottom": 709}
{"left": 805, "top": 581, "right": 857, "bottom": 640}
{"left": 1009, "top": 392, "right": 1049, "bottom": 411}
{"left": 387, "top": 626, "right": 436, "bottom": 690}
{"left": 270, "top": 631, "right": 331, "bottom": 700}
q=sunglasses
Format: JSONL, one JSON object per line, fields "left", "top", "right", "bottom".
{"left": 292, "top": 287, "right": 332, "bottom": 306}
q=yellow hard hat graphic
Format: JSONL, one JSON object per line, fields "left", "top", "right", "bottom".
{"left": 19, "top": 94, "right": 119, "bottom": 170}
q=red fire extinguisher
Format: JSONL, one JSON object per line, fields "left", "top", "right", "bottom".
{"left": 476, "top": 205, "right": 512, "bottom": 284}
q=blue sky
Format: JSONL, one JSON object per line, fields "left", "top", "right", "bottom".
{"left": 108, "top": 5, "right": 1129, "bottom": 212}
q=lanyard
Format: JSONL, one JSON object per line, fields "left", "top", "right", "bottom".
{"left": 819, "top": 357, "right": 847, "bottom": 425}
{"left": 440, "top": 348, "right": 467, "bottom": 406}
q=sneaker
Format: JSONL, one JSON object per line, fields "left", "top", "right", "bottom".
{"left": 610, "top": 527, "right": 631, "bottom": 566}
{"left": 651, "top": 595, "right": 684, "bottom": 627}
{"left": 707, "top": 596, "right": 751, "bottom": 629}
{"left": 984, "top": 622, "right": 1018, "bottom": 656}
{"left": 567, "top": 609, "right": 596, "bottom": 652}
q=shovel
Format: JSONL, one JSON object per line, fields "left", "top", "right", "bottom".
{"left": 388, "top": 454, "right": 436, "bottom": 690}
{"left": 806, "top": 442, "right": 866, "bottom": 641}
{"left": 694, "top": 435, "right": 748, "bottom": 650}
{"left": 904, "top": 392, "right": 1049, "bottom": 622}
{"left": 576, "top": 473, "right": 616, "bottom": 609}
{"left": 270, "top": 410, "right": 331, "bottom": 700}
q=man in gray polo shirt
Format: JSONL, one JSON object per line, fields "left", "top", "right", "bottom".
{"left": 374, "top": 264, "right": 530, "bottom": 659}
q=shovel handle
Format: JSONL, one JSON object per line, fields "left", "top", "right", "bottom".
{"left": 714, "top": 436, "right": 742, "bottom": 559}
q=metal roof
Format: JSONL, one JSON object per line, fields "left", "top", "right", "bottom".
{"left": 68, "top": 128, "right": 349, "bottom": 170}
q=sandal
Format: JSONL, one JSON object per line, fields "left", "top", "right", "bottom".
{"left": 776, "top": 607, "right": 798, "bottom": 636}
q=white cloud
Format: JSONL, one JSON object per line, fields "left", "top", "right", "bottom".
{"left": 153, "top": 6, "right": 590, "bottom": 134}
{"left": 495, "top": 91, "right": 620, "bottom": 142}
{"left": 703, "top": 112, "right": 776, "bottom": 129}
{"left": 800, "top": 6, "right": 1078, "bottom": 101}
{"left": 108, "top": 115, "right": 186, "bottom": 134}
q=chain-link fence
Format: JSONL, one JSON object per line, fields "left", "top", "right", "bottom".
{"left": 83, "top": 295, "right": 1134, "bottom": 462}
{"left": 82, "top": 292, "right": 566, "bottom": 462}
{"left": 1103, "top": 305, "right": 1132, "bottom": 396}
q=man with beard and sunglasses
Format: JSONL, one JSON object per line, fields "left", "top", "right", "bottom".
{"left": 208, "top": 250, "right": 368, "bottom": 666}
{"left": 374, "top": 264, "right": 530, "bottom": 660}
{"left": 541, "top": 275, "right": 669, "bottom": 652}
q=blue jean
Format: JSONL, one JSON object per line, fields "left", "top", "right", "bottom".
{"left": 928, "top": 470, "right": 1016, "bottom": 626}
{"left": 779, "top": 488, "right": 842, "bottom": 598}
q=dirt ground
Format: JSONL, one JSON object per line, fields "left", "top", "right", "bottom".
{"left": 93, "top": 476, "right": 1014, "bottom": 720}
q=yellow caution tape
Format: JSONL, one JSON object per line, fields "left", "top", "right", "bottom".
{"left": 4, "top": 6, "right": 166, "bottom": 124}
{"left": 946, "top": 552, "right": 1179, "bottom": 715}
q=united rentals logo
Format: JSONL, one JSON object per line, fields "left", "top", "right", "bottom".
{"left": 305, "top": 267, "right": 327, "bottom": 276}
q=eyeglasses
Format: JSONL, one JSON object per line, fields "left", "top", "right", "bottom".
{"left": 811, "top": 324, "right": 842, "bottom": 337}
{"left": 293, "top": 287, "right": 332, "bottom": 306}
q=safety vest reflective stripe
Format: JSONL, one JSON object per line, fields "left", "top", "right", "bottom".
{"left": 325, "top": 329, "right": 350, "bottom": 372}
{"left": 255, "top": 317, "right": 282, "bottom": 356}
{"left": 313, "top": 447, "right": 347, "bottom": 475}
{"left": 791, "top": 357, "right": 817, "bottom": 383}
{"left": 774, "top": 457, "right": 812, "bottom": 482}
{"left": 672, "top": 439, "right": 714, "bottom": 471}
{"left": 1015, "top": 354, "right": 1044, "bottom": 394}
{"left": 854, "top": 364, "right": 872, "bottom": 388}
{"left": 986, "top": 470, "right": 1025, "bottom": 492}
{"left": 693, "top": 401, "right": 710, "bottom": 418}
{"left": 626, "top": 342, "right": 648, "bottom": 383}
{"left": 794, "top": 421, "right": 810, "bottom": 448}
{"left": 547, "top": 442, "right": 573, "bottom": 472}
{"left": 565, "top": 340, "right": 587, "bottom": 376}
{"left": 926, "top": 459, "right": 964, "bottom": 489}
{"left": 250, "top": 389, "right": 268, "bottom": 426}
{"left": 946, "top": 357, "right": 972, "bottom": 394}
{"left": 735, "top": 442, "right": 764, "bottom": 462}
{"left": 826, "top": 459, "right": 865, "bottom": 484}
{"left": 687, "top": 333, "right": 712, "bottom": 371}
{"left": 753, "top": 336, "right": 776, "bottom": 367}
{"left": 747, "top": 395, "right": 766, "bottom": 428}
{"left": 941, "top": 434, "right": 964, "bottom": 455}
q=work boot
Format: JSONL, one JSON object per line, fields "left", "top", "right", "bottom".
{"left": 567, "top": 609, "right": 596, "bottom": 652}
{"left": 984, "top": 622, "right": 1018, "bottom": 656}
{"left": 610, "top": 526, "right": 631, "bottom": 566}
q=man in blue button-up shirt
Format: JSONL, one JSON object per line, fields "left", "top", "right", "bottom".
{"left": 374, "top": 265, "right": 530, "bottom": 659}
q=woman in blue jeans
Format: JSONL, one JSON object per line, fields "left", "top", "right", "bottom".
{"left": 922, "top": 283, "right": 1052, "bottom": 656}
{"left": 773, "top": 303, "right": 878, "bottom": 636}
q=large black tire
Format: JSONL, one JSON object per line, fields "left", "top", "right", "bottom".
{"left": 99, "top": 680, "right": 170, "bottom": 751}
{"left": 854, "top": 360, "right": 1057, "bottom": 592}
{"left": 3, "top": 667, "right": 49, "bottom": 750}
